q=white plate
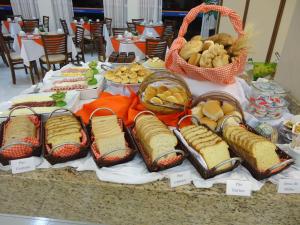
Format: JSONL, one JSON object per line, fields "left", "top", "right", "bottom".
{"left": 142, "top": 61, "right": 165, "bottom": 70}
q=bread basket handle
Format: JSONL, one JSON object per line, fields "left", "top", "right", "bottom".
{"left": 98, "top": 148, "right": 128, "bottom": 162}
{"left": 8, "top": 106, "right": 37, "bottom": 118}
{"left": 177, "top": 115, "right": 200, "bottom": 130}
{"left": 266, "top": 159, "right": 294, "bottom": 174}
{"left": 210, "top": 157, "right": 242, "bottom": 172}
{"left": 0, "top": 142, "right": 33, "bottom": 152}
{"left": 133, "top": 110, "right": 155, "bottom": 124}
{"left": 47, "top": 108, "right": 75, "bottom": 121}
{"left": 178, "top": 4, "right": 244, "bottom": 38}
{"left": 49, "top": 142, "right": 81, "bottom": 154}
{"left": 89, "top": 107, "right": 116, "bottom": 121}
{"left": 152, "top": 149, "right": 185, "bottom": 167}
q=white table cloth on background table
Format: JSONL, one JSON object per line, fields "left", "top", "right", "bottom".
{"left": 13, "top": 35, "right": 78, "bottom": 66}
{"left": 1, "top": 21, "right": 22, "bottom": 37}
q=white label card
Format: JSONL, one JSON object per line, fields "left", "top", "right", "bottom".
{"left": 169, "top": 171, "right": 192, "bottom": 188}
{"left": 278, "top": 179, "right": 300, "bottom": 194}
{"left": 226, "top": 180, "right": 252, "bottom": 197}
{"left": 11, "top": 157, "right": 36, "bottom": 174}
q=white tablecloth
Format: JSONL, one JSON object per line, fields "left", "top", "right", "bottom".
{"left": 13, "top": 35, "right": 78, "bottom": 66}
{"left": 1, "top": 21, "right": 22, "bottom": 37}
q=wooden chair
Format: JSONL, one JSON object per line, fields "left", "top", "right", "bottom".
{"left": 74, "top": 25, "right": 85, "bottom": 63}
{"left": 126, "top": 22, "right": 136, "bottom": 33}
{"left": 60, "top": 19, "right": 70, "bottom": 35}
{"left": 162, "top": 31, "right": 175, "bottom": 48}
{"left": 146, "top": 38, "right": 167, "bottom": 60}
{"left": 112, "top": 28, "right": 128, "bottom": 36}
{"left": 0, "top": 22, "right": 13, "bottom": 49}
{"left": 132, "top": 19, "right": 144, "bottom": 24}
{"left": 97, "top": 37, "right": 106, "bottom": 62}
{"left": 43, "top": 16, "right": 49, "bottom": 32}
{"left": 104, "top": 17, "right": 112, "bottom": 36}
{"left": 164, "top": 19, "right": 177, "bottom": 35}
{"left": 0, "top": 38, "right": 9, "bottom": 67}
{"left": 39, "top": 34, "right": 68, "bottom": 75}
{"left": 0, "top": 33, "right": 38, "bottom": 84}
{"left": 89, "top": 21, "right": 104, "bottom": 56}
{"left": 22, "top": 19, "right": 39, "bottom": 33}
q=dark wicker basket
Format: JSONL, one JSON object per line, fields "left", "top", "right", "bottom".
{"left": 43, "top": 109, "right": 90, "bottom": 165}
{"left": 175, "top": 115, "right": 241, "bottom": 179}
{"left": 0, "top": 106, "right": 42, "bottom": 166}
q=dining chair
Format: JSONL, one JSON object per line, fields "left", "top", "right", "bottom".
{"left": 146, "top": 38, "right": 167, "bottom": 60}
{"left": 0, "top": 38, "right": 9, "bottom": 67}
{"left": 43, "top": 16, "right": 49, "bottom": 32}
{"left": 0, "top": 22, "right": 13, "bottom": 49}
{"left": 112, "top": 28, "right": 128, "bottom": 36}
{"left": 126, "top": 22, "right": 136, "bottom": 33}
{"left": 74, "top": 25, "right": 85, "bottom": 63}
{"left": 89, "top": 21, "right": 104, "bottom": 56}
{"left": 5, "top": 15, "right": 23, "bottom": 20}
{"left": 22, "top": 19, "right": 39, "bottom": 33}
{"left": 60, "top": 19, "right": 70, "bottom": 35}
{"left": 132, "top": 19, "right": 144, "bottom": 24}
{"left": 162, "top": 30, "right": 175, "bottom": 48}
{"left": 164, "top": 19, "right": 177, "bottom": 35}
{"left": 104, "top": 17, "right": 112, "bottom": 36}
{"left": 0, "top": 33, "right": 38, "bottom": 84}
{"left": 39, "top": 34, "right": 68, "bottom": 75}
{"left": 97, "top": 37, "right": 106, "bottom": 62}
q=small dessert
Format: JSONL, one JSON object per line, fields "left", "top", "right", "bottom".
{"left": 145, "top": 57, "right": 165, "bottom": 68}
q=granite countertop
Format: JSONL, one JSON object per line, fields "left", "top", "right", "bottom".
{"left": 0, "top": 96, "right": 299, "bottom": 225}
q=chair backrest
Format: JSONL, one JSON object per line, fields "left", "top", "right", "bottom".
{"left": 6, "top": 15, "right": 23, "bottom": 20}
{"left": 0, "top": 32, "right": 11, "bottom": 60}
{"left": 126, "top": 22, "right": 136, "bottom": 33}
{"left": 146, "top": 38, "right": 167, "bottom": 60}
{"left": 162, "top": 31, "right": 174, "bottom": 48}
{"left": 43, "top": 16, "right": 49, "bottom": 31}
{"left": 112, "top": 28, "right": 128, "bottom": 36}
{"left": 104, "top": 17, "right": 112, "bottom": 35}
{"left": 97, "top": 37, "right": 106, "bottom": 62}
{"left": 90, "top": 21, "right": 104, "bottom": 38}
{"left": 132, "top": 19, "right": 144, "bottom": 24}
{"left": 74, "top": 25, "right": 85, "bottom": 49}
{"left": 41, "top": 34, "right": 68, "bottom": 63}
{"left": 23, "top": 19, "right": 39, "bottom": 33}
{"left": 60, "top": 19, "right": 69, "bottom": 35}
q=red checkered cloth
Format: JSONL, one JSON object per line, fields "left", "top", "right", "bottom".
{"left": 165, "top": 4, "right": 247, "bottom": 85}
{"left": 1, "top": 115, "right": 40, "bottom": 160}
{"left": 46, "top": 130, "right": 87, "bottom": 158}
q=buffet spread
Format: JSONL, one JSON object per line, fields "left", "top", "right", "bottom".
{"left": 1, "top": 4, "right": 300, "bottom": 195}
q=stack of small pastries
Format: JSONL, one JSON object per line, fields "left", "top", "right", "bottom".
{"left": 180, "top": 124, "right": 231, "bottom": 170}
{"left": 4, "top": 116, "right": 36, "bottom": 145}
{"left": 92, "top": 115, "right": 127, "bottom": 158}
{"left": 179, "top": 33, "right": 242, "bottom": 68}
{"left": 144, "top": 85, "right": 189, "bottom": 106}
{"left": 135, "top": 114, "right": 178, "bottom": 162}
{"left": 104, "top": 63, "right": 152, "bottom": 84}
{"left": 192, "top": 99, "right": 242, "bottom": 131}
{"left": 223, "top": 125, "right": 280, "bottom": 171}
{"left": 46, "top": 115, "right": 82, "bottom": 148}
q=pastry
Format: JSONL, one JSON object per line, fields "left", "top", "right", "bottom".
{"left": 202, "top": 101, "right": 224, "bottom": 121}
{"left": 188, "top": 53, "right": 201, "bottom": 66}
{"left": 212, "top": 54, "right": 229, "bottom": 68}
{"left": 181, "top": 125, "right": 231, "bottom": 170}
{"left": 190, "top": 35, "right": 202, "bottom": 42}
{"left": 179, "top": 40, "right": 203, "bottom": 60}
{"left": 222, "top": 102, "right": 236, "bottom": 114}
{"left": 146, "top": 57, "right": 165, "bottom": 68}
{"left": 202, "top": 40, "right": 214, "bottom": 51}
{"left": 135, "top": 114, "right": 178, "bottom": 162}
{"left": 223, "top": 125, "right": 280, "bottom": 171}
{"left": 199, "top": 117, "right": 217, "bottom": 131}
{"left": 208, "top": 33, "right": 234, "bottom": 47}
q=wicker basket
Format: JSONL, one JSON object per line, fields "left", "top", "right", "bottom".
{"left": 0, "top": 106, "right": 42, "bottom": 166}
{"left": 130, "top": 111, "right": 185, "bottom": 172}
{"left": 43, "top": 109, "right": 90, "bottom": 165}
{"left": 88, "top": 107, "right": 136, "bottom": 167}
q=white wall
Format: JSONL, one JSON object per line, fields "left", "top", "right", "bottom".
{"left": 275, "top": 0, "right": 300, "bottom": 102}
{"left": 36, "top": 0, "right": 56, "bottom": 32}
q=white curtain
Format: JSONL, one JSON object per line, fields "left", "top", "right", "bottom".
{"left": 103, "top": 0, "right": 128, "bottom": 28}
{"left": 52, "top": 0, "right": 74, "bottom": 31}
{"left": 11, "top": 0, "right": 40, "bottom": 19}
{"left": 139, "top": 0, "right": 162, "bottom": 23}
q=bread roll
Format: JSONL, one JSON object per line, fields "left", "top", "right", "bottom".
{"left": 222, "top": 102, "right": 235, "bottom": 114}
{"left": 191, "top": 35, "right": 202, "bottom": 41}
{"left": 179, "top": 40, "right": 203, "bottom": 60}
{"left": 200, "top": 117, "right": 217, "bottom": 131}
{"left": 202, "top": 101, "right": 224, "bottom": 121}
{"left": 202, "top": 40, "right": 214, "bottom": 51}
{"left": 188, "top": 53, "right": 201, "bottom": 66}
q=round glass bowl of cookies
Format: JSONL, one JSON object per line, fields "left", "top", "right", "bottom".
{"left": 138, "top": 71, "right": 192, "bottom": 114}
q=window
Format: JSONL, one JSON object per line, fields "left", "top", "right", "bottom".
{"left": 0, "top": 0, "right": 12, "bottom": 21}
{"left": 72, "top": 0, "right": 104, "bottom": 20}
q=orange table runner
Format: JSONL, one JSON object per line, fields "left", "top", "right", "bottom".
{"left": 17, "top": 35, "right": 43, "bottom": 48}
{"left": 111, "top": 37, "right": 146, "bottom": 54}
{"left": 3, "top": 21, "right": 23, "bottom": 31}
{"left": 76, "top": 91, "right": 190, "bottom": 127}
{"left": 71, "top": 22, "right": 91, "bottom": 33}
{"left": 136, "top": 24, "right": 164, "bottom": 37}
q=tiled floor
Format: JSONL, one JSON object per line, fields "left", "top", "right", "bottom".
{"left": 0, "top": 214, "right": 103, "bottom": 225}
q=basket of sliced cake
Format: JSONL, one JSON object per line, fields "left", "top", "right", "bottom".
{"left": 130, "top": 111, "right": 185, "bottom": 172}
{"left": 220, "top": 115, "right": 294, "bottom": 180}
{"left": 43, "top": 109, "right": 90, "bottom": 165}
{"left": 138, "top": 71, "right": 192, "bottom": 114}
{"left": 88, "top": 108, "right": 136, "bottom": 167}
{"left": 191, "top": 91, "right": 245, "bottom": 132}
{"left": 174, "top": 115, "right": 241, "bottom": 179}
{"left": 0, "top": 106, "right": 42, "bottom": 165}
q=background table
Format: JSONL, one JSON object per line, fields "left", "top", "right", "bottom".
{"left": 1, "top": 21, "right": 23, "bottom": 37}
{"left": 13, "top": 35, "right": 77, "bottom": 66}
{"left": 136, "top": 24, "right": 164, "bottom": 38}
